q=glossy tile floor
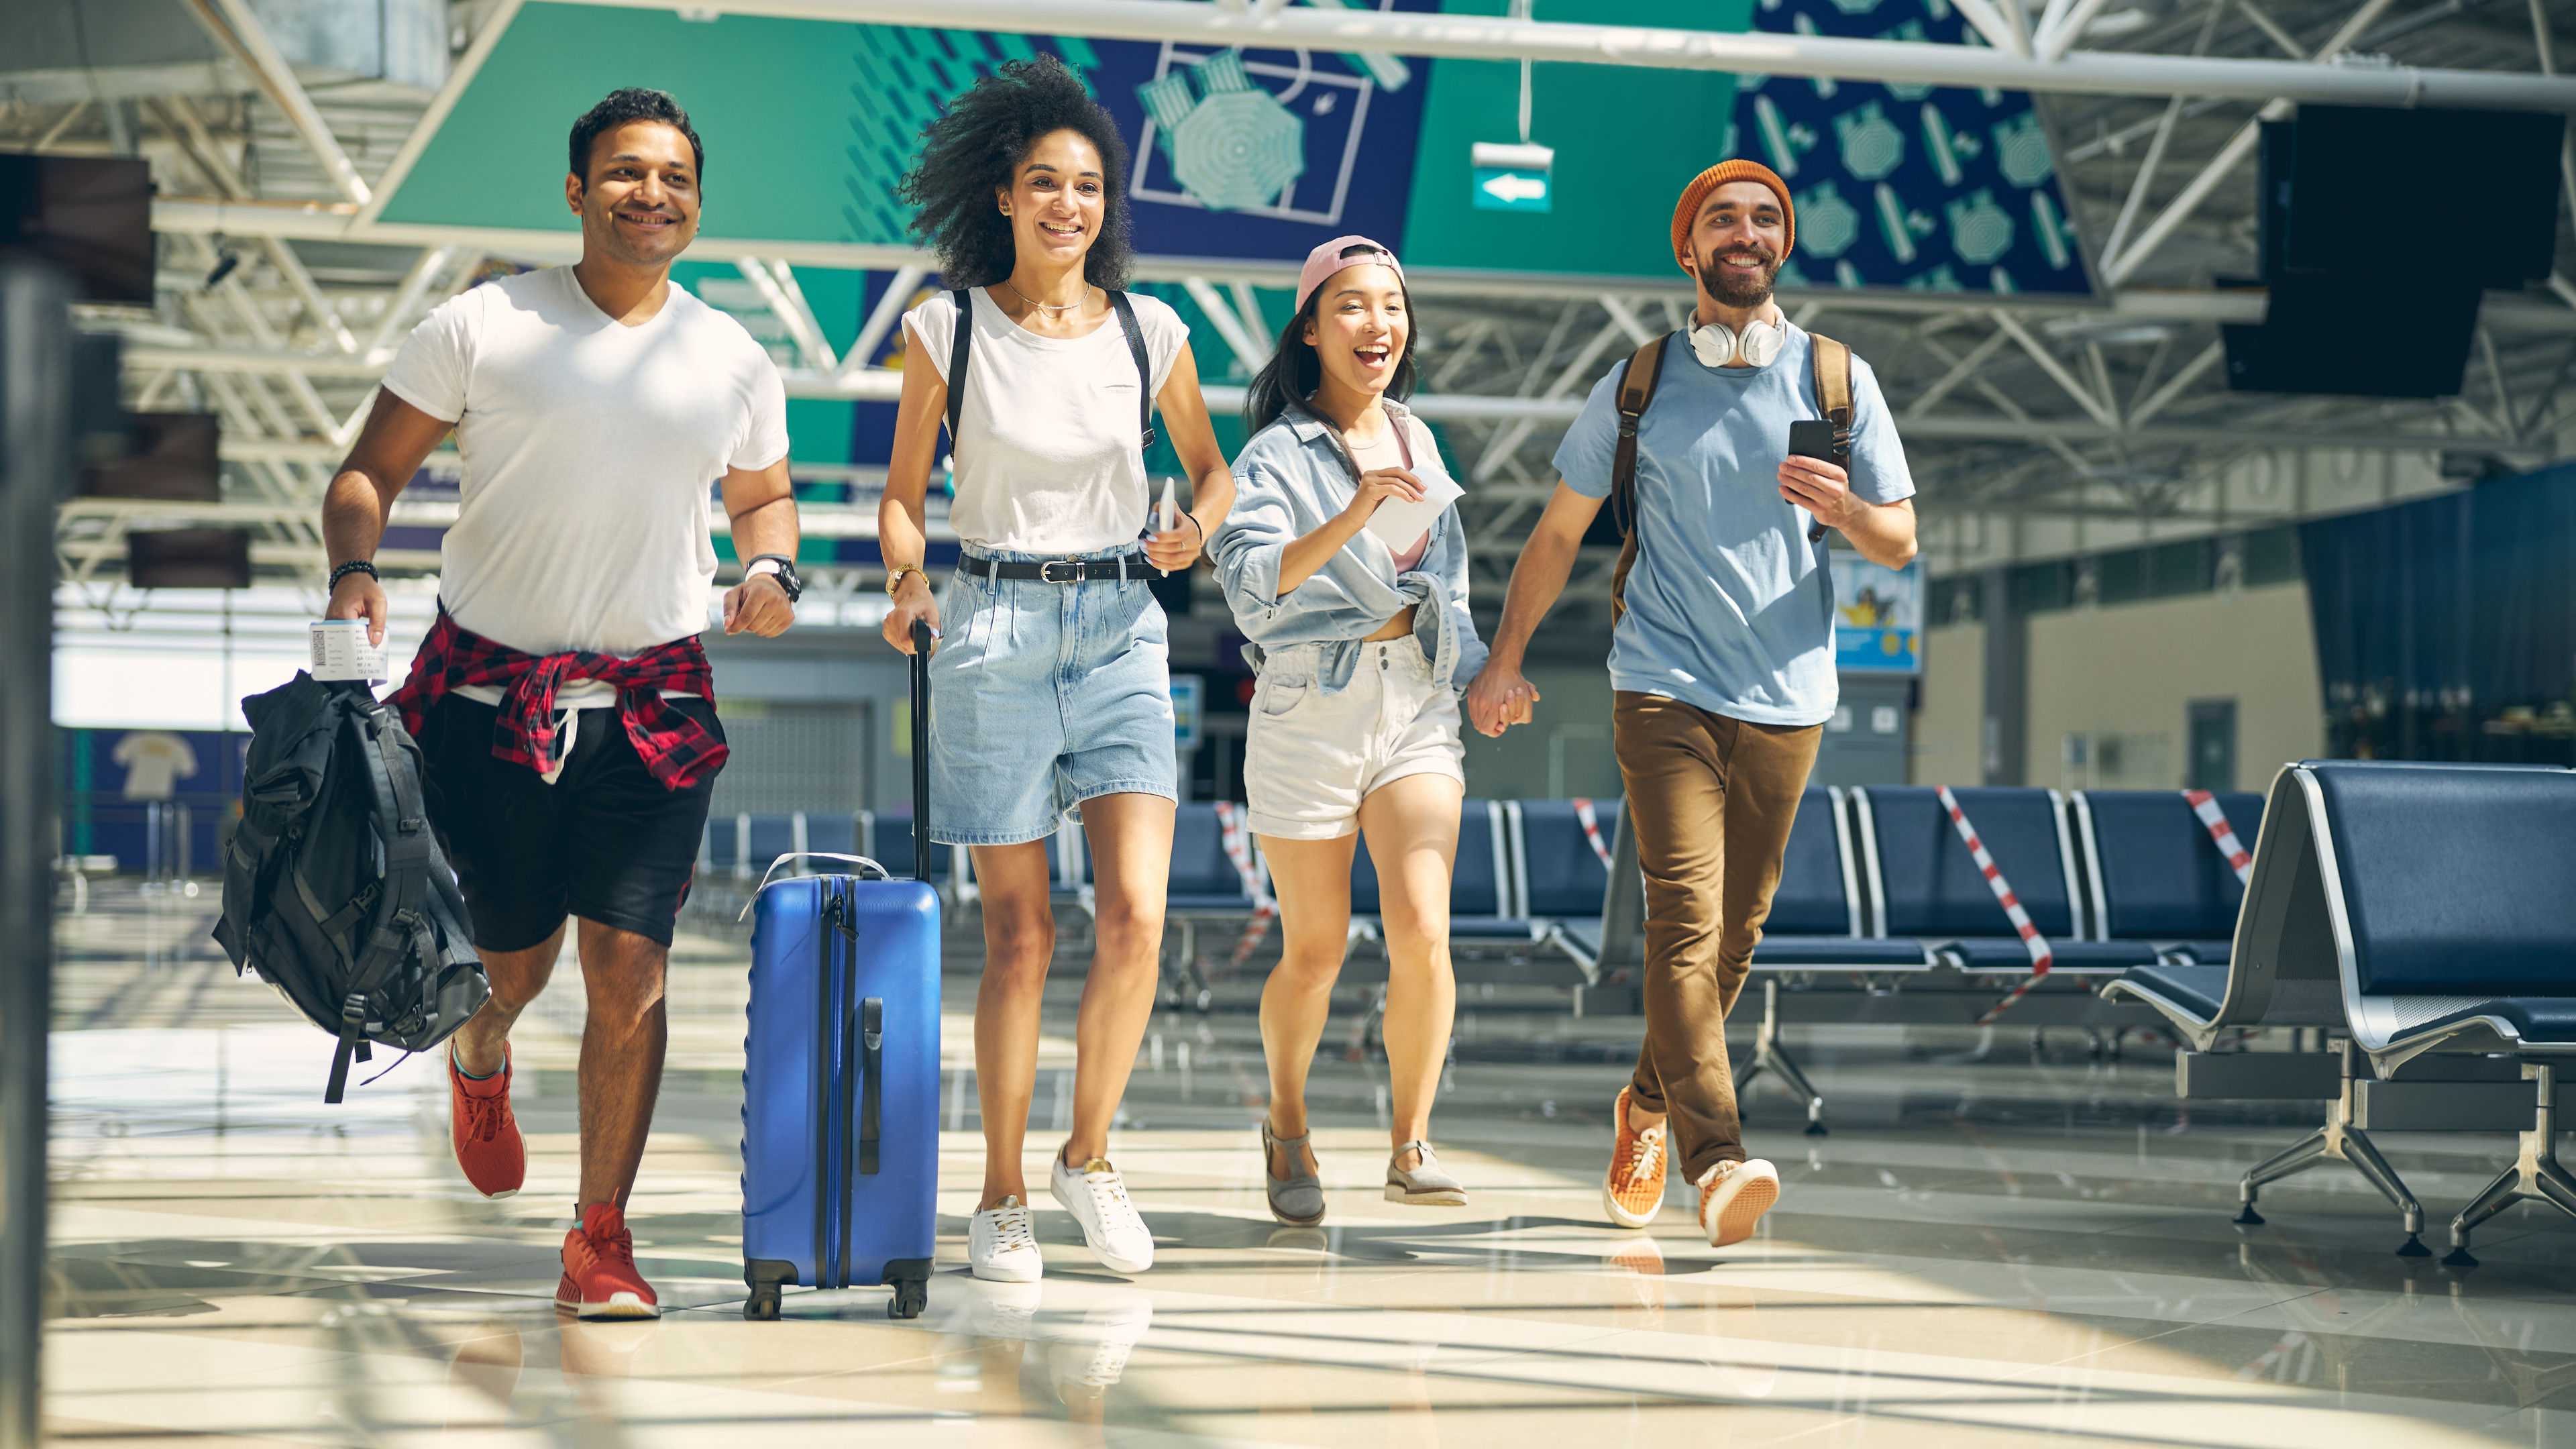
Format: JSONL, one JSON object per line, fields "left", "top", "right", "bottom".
{"left": 39, "top": 882, "right": 2576, "bottom": 1446}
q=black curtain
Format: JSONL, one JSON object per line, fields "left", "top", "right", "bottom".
{"left": 2300, "top": 460, "right": 2576, "bottom": 763}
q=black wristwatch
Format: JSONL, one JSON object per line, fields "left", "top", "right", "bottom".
{"left": 745, "top": 553, "right": 802, "bottom": 602}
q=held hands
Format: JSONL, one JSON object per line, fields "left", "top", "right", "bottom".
{"left": 1778, "top": 455, "right": 1860, "bottom": 531}
{"left": 1144, "top": 512, "right": 1208, "bottom": 572}
{"left": 1464, "top": 661, "right": 1540, "bottom": 739}
{"left": 325, "top": 573, "right": 389, "bottom": 647}
{"left": 881, "top": 571, "right": 941, "bottom": 655}
{"left": 724, "top": 573, "right": 796, "bottom": 637}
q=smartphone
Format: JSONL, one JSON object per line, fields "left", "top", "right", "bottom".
{"left": 1785, "top": 420, "right": 1838, "bottom": 543}
{"left": 1788, "top": 419, "right": 1839, "bottom": 462}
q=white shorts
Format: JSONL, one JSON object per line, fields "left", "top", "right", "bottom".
{"left": 1245, "top": 638, "right": 1466, "bottom": 841}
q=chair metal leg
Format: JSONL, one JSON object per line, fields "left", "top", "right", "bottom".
{"left": 1733, "top": 979, "right": 1827, "bottom": 1136}
{"left": 2335, "top": 1126, "right": 2430, "bottom": 1254}
{"left": 2444, "top": 1062, "right": 2576, "bottom": 1268}
{"left": 2237, "top": 1040, "right": 2428, "bottom": 1254}
{"left": 2236, "top": 1126, "right": 2332, "bottom": 1224}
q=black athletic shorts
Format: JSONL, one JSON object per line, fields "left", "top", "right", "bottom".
{"left": 417, "top": 694, "right": 722, "bottom": 952}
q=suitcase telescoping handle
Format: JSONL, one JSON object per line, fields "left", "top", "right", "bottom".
{"left": 910, "top": 619, "right": 932, "bottom": 883}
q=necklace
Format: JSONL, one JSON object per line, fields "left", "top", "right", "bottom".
{"left": 1003, "top": 280, "right": 1090, "bottom": 315}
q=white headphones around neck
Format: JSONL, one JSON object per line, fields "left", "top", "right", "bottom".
{"left": 1689, "top": 315, "right": 1786, "bottom": 369}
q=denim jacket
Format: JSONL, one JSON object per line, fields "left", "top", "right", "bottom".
{"left": 1210, "top": 398, "right": 1488, "bottom": 696}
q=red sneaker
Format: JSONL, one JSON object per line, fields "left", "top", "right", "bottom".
{"left": 448, "top": 1044, "right": 524, "bottom": 1199}
{"left": 556, "top": 1202, "right": 659, "bottom": 1320}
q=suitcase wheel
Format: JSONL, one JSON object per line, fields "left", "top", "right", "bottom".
{"left": 889, "top": 1279, "right": 928, "bottom": 1320}
{"left": 745, "top": 1287, "right": 783, "bottom": 1322}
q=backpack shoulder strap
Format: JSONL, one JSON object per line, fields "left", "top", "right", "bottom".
{"left": 1609, "top": 333, "right": 1671, "bottom": 538}
{"left": 945, "top": 288, "right": 972, "bottom": 452}
{"left": 1810, "top": 331, "right": 1855, "bottom": 458}
{"left": 1804, "top": 331, "right": 1859, "bottom": 545}
{"left": 1107, "top": 290, "right": 1158, "bottom": 453}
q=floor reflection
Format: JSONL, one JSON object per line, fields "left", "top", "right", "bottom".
{"left": 39, "top": 881, "right": 2576, "bottom": 1446}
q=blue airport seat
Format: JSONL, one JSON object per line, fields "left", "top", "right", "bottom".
{"left": 1514, "top": 799, "right": 1620, "bottom": 922}
{"left": 863, "top": 808, "right": 950, "bottom": 881}
{"left": 2114, "top": 962, "right": 2231, "bottom": 1022}
{"left": 1856, "top": 786, "right": 2148, "bottom": 969}
{"left": 2074, "top": 788, "right": 2263, "bottom": 960}
{"left": 1750, "top": 786, "right": 1925, "bottom": 968}
{"left": 706, "top": 812, "right": 748, "bottom": 877}
{"left": 1350, "top": 798, "right": 1535, "bottom": 941}
{"left": 1166, "top": 803, "right": 1260, "bottom": 913}
{"left": 745, "top": 813, "right": 801, "bottom": 878}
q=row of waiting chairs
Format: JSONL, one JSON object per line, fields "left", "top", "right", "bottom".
{"left": 705, "top": 785, "right": 2259, "bottom": 998}
{"left": 2104, "top": 760, "right": 2576, "bottom": 1265}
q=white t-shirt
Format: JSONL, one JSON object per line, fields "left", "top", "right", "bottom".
{"left": 902, "top": 288, "right": 1188, "bottom": 553}
{"left": 382, "top": 266, "right": 790, "bottom": 658}
{"left": 113, "top": 731, "right": 198, "bottom": 801}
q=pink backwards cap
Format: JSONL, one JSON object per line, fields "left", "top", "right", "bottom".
{"left": 1295, "top": 235, "right": 1403, "bottom": 311}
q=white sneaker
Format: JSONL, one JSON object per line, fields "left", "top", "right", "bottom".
{"left": 1049, "top": 1153, "right": 1154, "bottom": 1275}
{"left": 1697, "top": 1159, "right": 1781, "bottom": 1248}
{"left": 969, "top": 1195, "right": 1044, "bottom": 1283}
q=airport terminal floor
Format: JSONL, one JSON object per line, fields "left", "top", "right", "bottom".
{"left": 42, "top": 883, "right": 2576, "bottom": 1448}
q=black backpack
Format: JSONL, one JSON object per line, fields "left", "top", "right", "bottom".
{"left": 213, "top": 673, "right": 488, "bottom": 1102}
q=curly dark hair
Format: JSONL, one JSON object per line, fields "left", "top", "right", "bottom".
{"left": 1243, "top": 247, "right": 1419, "bottom": 437}
{"left": 569, "top": 88, "right": 703, "bottom": 184}
{"left": 899, "top": 56, "right": 1134, "bottom": 290}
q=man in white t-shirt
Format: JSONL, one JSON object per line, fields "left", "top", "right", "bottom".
{"left": 321, "top": 88, "right": 800, "bottom": 1321}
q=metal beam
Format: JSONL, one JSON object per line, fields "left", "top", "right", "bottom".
{"left": 359, "top": 0, "right": 527, "bottom": 225}
{"left": 179, "top": 0, "right": 374, "bottom": 205}
{"left": 549, "top": 0, "right": 2576, "bottom": 109}
{"left": 2104, "top": 0, "right": 2408, "bottom": 285}
{"left": 122, "top": 341, "right": 2536, "bottom": 451}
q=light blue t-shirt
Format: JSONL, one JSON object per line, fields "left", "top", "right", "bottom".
{"left": 1553, "top": 324, "right": 1913, "bottom": 727}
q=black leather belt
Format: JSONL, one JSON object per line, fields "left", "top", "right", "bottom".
{"left": 959, "top": 555, "right": 1151, "bottom": 584}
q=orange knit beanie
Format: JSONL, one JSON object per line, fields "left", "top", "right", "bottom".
{"left": 1670, "top": 160, "right": 1795, "bottom": 268}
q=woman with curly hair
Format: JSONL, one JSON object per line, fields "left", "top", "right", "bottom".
{"left": 878, "top": 55, "right": 1233, "bottom": 1284}
{"left": 1210, "top": 237, "right": 1486, "bottom": 1225}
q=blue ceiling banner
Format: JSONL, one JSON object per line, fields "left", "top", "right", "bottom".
{"left": 1727, "top": 0, "right": 2097, "bottom": 296}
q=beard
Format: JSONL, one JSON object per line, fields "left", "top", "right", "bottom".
{"left": 1697, "top": 242, "right": 1782, "bottom": 309}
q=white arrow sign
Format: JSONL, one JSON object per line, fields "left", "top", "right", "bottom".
{"left": 1480, "top": 171, "right": 1548, "bottom": 205}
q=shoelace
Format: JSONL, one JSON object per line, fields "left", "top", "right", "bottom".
{"left": 1083, "top": 1170, "right": 1140, "bottom": 1226}
{"left": 460, "top": 1092, "right": 508, "bottom": 1144}
{"left": 589, "top": 1221, "right": 637, "bottom": 1271}
{"left": 986, "top": 1205, "right": 1036, "bottom": 1254}
{"left": 1619, "top": 1126, "right": 1666, "bottom": 1189}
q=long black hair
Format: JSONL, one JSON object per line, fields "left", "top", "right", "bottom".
{"left": 898, "top": 56, "right": 1134, "bottom": 291}
{"left": 1242, "top": 245, "right": 1419, "bottom": 437}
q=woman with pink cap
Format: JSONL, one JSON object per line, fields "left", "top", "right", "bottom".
{"left": 1208, "top": 237, "right": 1487, "bottom": 1223}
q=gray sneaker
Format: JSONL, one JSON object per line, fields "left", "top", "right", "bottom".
{"left": 1385, "top": 1141, "right": 1467, "bottom": 1206}
{"left": 1262, "top": 1119, "right": 1326, "bottom": 1226}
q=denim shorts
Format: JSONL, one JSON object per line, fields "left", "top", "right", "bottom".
{"left": 927, "top": 545, "right": 1177, "bottom": 846}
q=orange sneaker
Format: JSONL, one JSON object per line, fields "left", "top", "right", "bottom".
{"left": 1697, "top": 1159, "right": 1781, "bottom": 1248}
{"left": 448, "top": 1044, "right": 523, "bottom": 1199}
{"left": 1602, "top": 1087, "right": 1668, "bottom": 1228}
{"left": 555, "top": 1202, "right": 659, "bottom": 1320}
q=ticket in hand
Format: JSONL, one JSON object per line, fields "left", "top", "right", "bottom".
{"left": 309, "top": 619, "right": 388, "bottom": 683}
{"left": 1362, "top": 473, "right": 1463, "bottom": 556}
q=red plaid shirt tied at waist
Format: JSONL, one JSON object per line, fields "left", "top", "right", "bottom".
{"left": 390, "top": 610, "right": 727, "bottom": 790}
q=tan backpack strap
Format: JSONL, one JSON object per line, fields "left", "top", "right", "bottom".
{"left": 1810, "top": 331, "right": 1855, "bottom": 458}
{"left": 1805, "top": 332, "right": 1858, "bottom": 545}
{"left": 1607, "top": 335, "right": 1670, "bottom": 624}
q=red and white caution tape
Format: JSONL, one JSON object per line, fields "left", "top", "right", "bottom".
{"left": 1936, "top": 786, "right": 2057, "bottom": 1025}
{"left": 2182, "top": 789, "right": 2253, "bottom": 885}
{"left": 1213, "top": 801, "right": 1277, "bottom": 972}
{"left": 1570, "top": 798, "right": 1615, "bottom": 871}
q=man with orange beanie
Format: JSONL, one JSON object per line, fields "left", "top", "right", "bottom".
{"left": 1467, "top": 161, "right": 1917, "bottom": 1248}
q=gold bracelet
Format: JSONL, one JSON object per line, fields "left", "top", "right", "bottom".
{"left": 884, "top": 564, "right": 923, "bottom": 597}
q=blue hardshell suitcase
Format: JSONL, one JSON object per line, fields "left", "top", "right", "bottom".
{"left": 740, "top": 624, "right": 941, "bottom": 1320}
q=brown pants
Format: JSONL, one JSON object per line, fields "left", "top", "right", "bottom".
{"left": 1614, "top": 691, "right": 1823, "bottom": 1183}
